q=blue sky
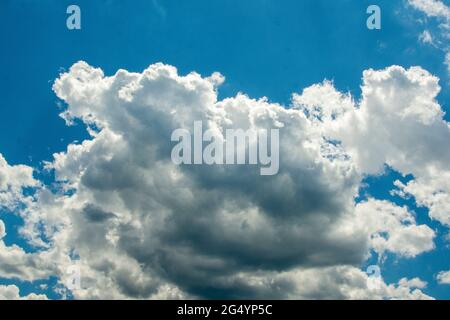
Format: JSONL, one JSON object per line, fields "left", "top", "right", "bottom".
{"left": 0, "top": 0, "right": 449, "bottom": 299}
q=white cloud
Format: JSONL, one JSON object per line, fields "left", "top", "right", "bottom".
{"left": 0, "top": 219, "right": 5, "bottom": 239}
{"left": 446, "top": 51, "right": 450, "bottom": 72}
{"left": 294, "top": 66, "right": 450, "bottom": 227}
{"left": 394, "top": 174, "right": 450, "bottom": 226}
{"left": 407, "top": 1, "right": 450, "bottom": 75}
{"left": 41, "top": 61, "right": 368, "bottom": 298}
{"left": 408, "top": 0, "right": 450, "bottom": 20}
{"left": 355, "top": 199, "right": 435, "bottom": 258}
{"left": 437, "top": 270, "right": 450, "bottom": 284}
{"left": 26, "top": 62, "right": 441, "bottom": 298}
{"left": 0, "top": 221, "right": 54, "bottom": 281}
{"left": 419, "top": 30, "right": 435, "bottom": 44}
{"left": 0, "top": 158, "right": 53, "bottom": 282}
{"left": 0, "top": 153, "right": 38, "bottom": 211}
{"left": 215, "top": 266, "right": 433, "bottom": 300}
{"left": 0, "top": 285, "right": 47, "bottom": 300}
{"left": 398, "top": 277, "right": 428, "bottom": 289}
{"left": 292, "top": 80, "right": 354, "bottom": 123}
{"left": 0, "top": 61, "right": 444, "bottom": 299}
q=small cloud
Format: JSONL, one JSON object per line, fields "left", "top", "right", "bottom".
{"left": 437, "top": 270, "right": 450, "bottom": 284}
{"left": 419, "top": 30, "right": 435, "bottom": 45}
{"left": 445, "top": 51, "right": 450, "bottom": 73}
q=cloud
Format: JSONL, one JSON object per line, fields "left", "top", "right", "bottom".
{"left": 0, "top": 220, "right": 5, "bottom": 239}
{"left": 0, "top": 218, "right": 54, "bottom": 282}
{"left": 407, "top": 0, "right": 450, "bottom": 75}
{"left": 0, "top": 158, "right": 54, "bottom": 282}
{"left": 355, "top": 199, "right": 435, "bottom": 258}
{"left": 190, "top": 266, "right": 433, "bottom": 300}
{"left": 0, "top": 241, "right": 54, "bottom": 282}
{"left": 437, "top": 270, "right": 450, "bottom": 284}
{"left": 0, "top": 285, "right": 47, "bottom": 300}
{"left": 41, "top": 61, "right": 367, "bottom": 298}
{"left": 408, "top": 0, "right": 450, "bottom": 20}
{"left": 394, "top": 174, "right": 450, "bottom": 226}
{"left": 0, "top": 61, "right": 443, "bottom": 299}
{"left": 294, "top": 66, "right": 450, "bottom": 228}
{"left": 446, "top": 52, "right": 450, "bottom": 73}
{"left": 0, "top": 153, "right": 38, "bottom": 211}
{"left": 13, "top": 62, "right": 440, "bottom": 299}
{"left": 419, "top": 30, "right": 435, "bottom": 45}
{"left": 398, "top": 277, "right": 428, "bottom": 289}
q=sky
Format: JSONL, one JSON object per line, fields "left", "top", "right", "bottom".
{"left": 0, "top": 0, "right": 449, "bottom": 299}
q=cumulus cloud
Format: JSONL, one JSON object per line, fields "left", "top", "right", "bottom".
{"left": 0, "top": 241, "right": 54, "bottom": 282}
{"left": 0, "top": 285, "right": 47, "bottom": 300}
{"left": 294, "top": 66, "right": 450, "bottom": 228}
{"left": 40, "top": 61, "right": 367, "bottom": 298}
{"left": 195, "top": 266, "right": 433, "bottom": 300}
{"left": 394, "top": 174, "right": 450, "bottom": 226}
{"left": 0, "top": 218, "right": 53, "bottom": 281}
{"left": 355, "top": 199, "right": 435, "bottom": 258}
{"left": 1, "top": 61, "right": 444, "bottom": 299}
{"left": 436, "top": 270, "right": 450, "bottom": 284}
{"left": 0, "top": 158, "right": 53, "bottom": 282}
{"left": 0, "top": 154, "right": 38, "bottom": 211}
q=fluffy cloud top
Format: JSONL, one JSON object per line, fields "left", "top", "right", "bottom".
{"left": 294, "top": 66, "right": 450, "bottom": 228}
